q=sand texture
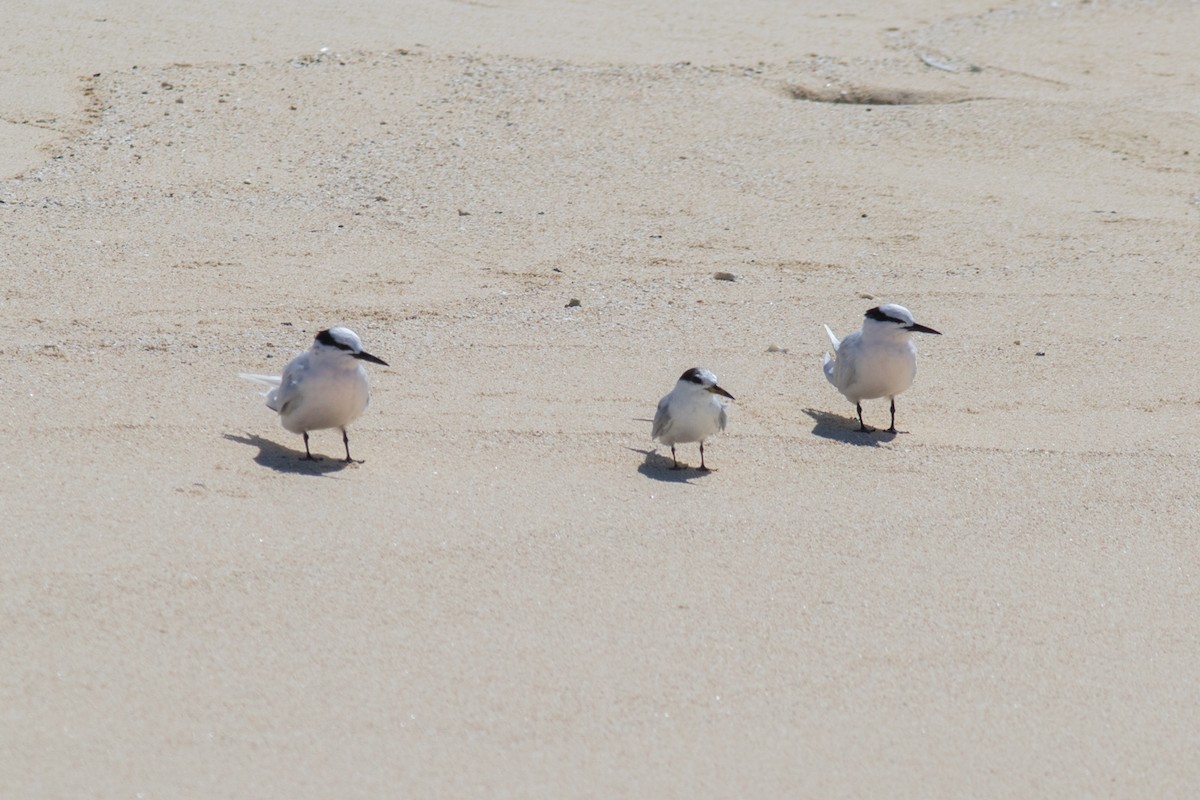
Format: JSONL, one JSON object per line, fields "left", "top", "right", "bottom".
{"left": 3, "top": 1, "right": 1200, "bottom": 796}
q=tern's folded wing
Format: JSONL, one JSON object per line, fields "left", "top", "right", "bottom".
{"left": 651, "top": 396, "right": 672, "bottom": 440}
{"left": 272, "top": 363, "right": 308, "bottom": 416}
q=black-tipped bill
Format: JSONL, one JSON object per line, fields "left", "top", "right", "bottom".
{"left": 354, "top": 351, "right": 389, "bottom": 366}
{"left": 906, "top": 322, "right": 942, "bottom": 335}
{"left": 708, "top": 385, "right": 735, "bottom": 400}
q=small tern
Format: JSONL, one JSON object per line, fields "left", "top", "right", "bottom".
{"left": 240, "top": 327, "right": 388, "bottom": 462}
{"left": 823, "top": 304, "right": 941, "bottom": 433}
{"left": 652, "top": 367, "right": 735, "bottom": 471}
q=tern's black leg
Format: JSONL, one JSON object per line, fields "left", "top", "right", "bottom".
{"left": 887, "top": 398, "right": 898, "bottom": 434}
{"left": 670, "top": 445, "right": 683, "bottom": 470}
{"left": 342, "top": 428, "right": 356, "bottom": 463}
{"left": 856, "top": 402, "right": 874, "bottom": 433}
{"left": 698, "top": 441, "right": 711, "bottom": 472}
{"left": 302, "top": 431, "right": 319, "bottom": 460}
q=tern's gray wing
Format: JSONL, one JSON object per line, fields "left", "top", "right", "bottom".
{"left": 830, "top": 331, "right": 861, "bottom": 395}
{"left": 718, "top": 403, "right": 728, "bottom": 433}
{"left": 273, "top": 356, "right": 309, "bottom": 416}
{"left": 837, "top": 353, "right": 856, "bottom": 394}
{"left": 651, "top": 395, "right": 672, "bottom": 440}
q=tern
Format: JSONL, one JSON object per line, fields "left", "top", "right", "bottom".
{"left": 240, "top": 326, "right": 388, "bottom": 462}
{"left": 823, "top": 304, "right": 941, "bottom": 433}
{"left": 652, "top": 367, "right": 735, "bottom": 470}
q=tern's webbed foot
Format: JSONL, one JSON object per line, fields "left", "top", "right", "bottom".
{"left": 670, "top": 464, "right": 685, "bottom": 470}
{"left": 886, "top": 426, "right": 898, "bottom": 434}
{"left": 857, "top": 424, "right": 875, "bottom": 433}
{"left": 697, "top": 465, "right": 712, "bottom": 472}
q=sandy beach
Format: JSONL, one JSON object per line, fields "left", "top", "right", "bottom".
{"left": 4, "top": 1, "right": 1199, "bottom": 796}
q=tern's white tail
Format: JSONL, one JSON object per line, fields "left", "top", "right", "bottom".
{"left": 239, "top": 372, "right": 283, "bottom": 411}
{"left": 239, "top": 372, "right": 282, "bottom": 388}
{"left": 822, "top": 325, "right": 840, "bottom": 387}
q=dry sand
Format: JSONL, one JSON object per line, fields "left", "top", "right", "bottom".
{"left": 3, "top": 0, "right": 1200, "bottom": 796}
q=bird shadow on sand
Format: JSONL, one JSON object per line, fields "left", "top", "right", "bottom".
{"left": 629, "top": 447, "right": 713, "bottom": 483}
{"left": 802, "top": 408, "right": 898, "bottom": 447}
{"left": 223, "top": 433, "right": 352, "bottom": 475}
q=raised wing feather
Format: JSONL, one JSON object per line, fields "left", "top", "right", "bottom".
{"left": 824, "top": 324, "right": 841, "bottom": 351}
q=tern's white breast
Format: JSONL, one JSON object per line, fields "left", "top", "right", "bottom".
{"left": 279, "top": 363, "right": 371, "bottom": 433}
{"left": 658, "top": 390, "right": 725, "bottom": 445}
{"left": 833, "top": 334, "right": 917, "bottom": 402}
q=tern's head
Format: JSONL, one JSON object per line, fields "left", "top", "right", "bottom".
{"left": 678, "top": 367, "right": 735, "bottom": 400}
{"left": 313, "top": 327, "right": 389, "bottom": 366}
{"left": 863, "top": 304, "right": 942, "bottom": 336}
